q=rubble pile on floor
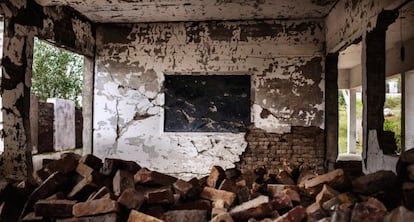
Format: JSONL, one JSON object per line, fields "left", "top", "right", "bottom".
{"left": 1, "top": 150, "right": 414, "bottom": 222}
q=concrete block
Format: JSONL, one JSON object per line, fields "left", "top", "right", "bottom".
{"left": 48, "top": 98, "right": 76, "bottom": 151}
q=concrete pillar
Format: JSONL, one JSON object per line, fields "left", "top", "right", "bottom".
{"left": 82, "top": 57, "right": 94, "bottom": 155}
{"left": 345, "top": 89, "right": 357, "bottom": 153}
{"left": 405, "top": 70, "right": 414, "bottom": 150}
{"left": 362, "top": 10, "right": 399, "bottom": 173}
{"left": 47, "top": 98, "right": 76, "bottom": 151}
{"left": 325, "top": 53, "right": 339, "bottom": 171}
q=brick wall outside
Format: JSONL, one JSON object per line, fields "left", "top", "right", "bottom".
{"left": 75, "top": 108, "right": 83, "bottom": 148}
{"left": 38, "top": 102, "right": 54, "bottom": 153}
{"left": 236, "top": 126, "right": 325, "bottom": 174}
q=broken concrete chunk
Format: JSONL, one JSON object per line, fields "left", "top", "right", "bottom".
{"left": 321, "top": 193, "right": 356, "bottom": 214}
{"left": 72, "top": 199, "right": 119, "bottom": 217}
{"left": 200, "top": 187, "right": 236, "bottom": 207}
{"left": 402, "top": 182, "right": 414, "bottom": 210}
{"left": 230, "top": 195, "right": 272, "bottom": 221}
{"left": 46, "top": 192, "right": 66, "bottom": 200}
{"left": 113, "top": 169, "right": 134, "bottom": 196}
{"left": 57, "top": 213, "right": 118, "bottom": 222}
{"left": 407, "top": 164, "right": 414, "bottom": 181}
{"left": 0, "top": 180, "right": 10, "bottom": 201}
{"left": 117, "top": 188, "right": 145, "bottom": 210}
{"left": 146, "top": 187, "right": 175, "bottom": 205}
{"left": 212, "top": 208, "right": 227, "bottom": 218}
{"left": 21, "top": 212, "right": 43, "bottom": 222}
{"left": 304, "top": 169, "right": 347, "bottom": 196}
{"left": 75, "top": 162, "right": 94, "bottom": 178}
{"left": 211, "top": 212, "right": 234, "bottom": 222}
{"left": 237, "top": 186, "right": 251, "bottom": 204}
{"left": 384, "top": 205, "right": 414, "bottom": 222}
{"left": 37, "top": 154, "right": 79, "bottom": 181}
{"left": 352, "top": 170, "right": 397, "bottom": 195}
{"left": 225, "top": 168, "right": 241, "bottom": 180}
{"left": 67, "top": 175, "right": 98, "bottom": 201}
{"left": 282, "top": 188, "right": 301, "bottom": 204}
{"left": 34, "top": 199, "right": 76, "bottom": 218}
{"left": 219, "top": 179, "right": 239, "bottom": 193}
{"left": 274, "top": 206, "right": 306, "bottom": 222}
{"left": 207, "top": 166, "right": 226, "bottom": 189}
{"left": 80, "top": 154, "right": 103, "bottom": 171}
{"left": 350, "top": 198, "right": 387, "bottom": 222}
{"left": 315, "top": 184, "right": 339, "bottom": 205}
{"left": 172, "top": 179, "right": 200, "bottom": 200}
{"left": 162, "top": 209, "right": 207, "bottom": 222}
{"left": 134, "top": 168, "right": 177, "bottom": 186}
{"left": 306, "top": 202, "right": 327, "bottom": 221}
{"left": 330, "top": 204, "right": 351, "bottom": 222}
{"left": 101, "top": 158, "right": 141, "bottom": 176}
{"left": 21, "top": 172, "right": 67, "bottom": 219}
{"left": 277, "top": 171, "right": 295, "bottom": 185}
{"left": 270, "top": 190, "right": 293, "bottom": 211}
{"left": 173, "top": 199, "right": 211, "bottom": 211}
{"left": 128, "top": 210, "right": 165, "bottom": 222}
{"left": 87, "top": 186, "right": 113, "bottom": 201}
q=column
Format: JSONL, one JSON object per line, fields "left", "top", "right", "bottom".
{"left": 347, "top": 89, "right": 357, "bottom": 153}
{"left": 406, "top": 70, "right": 414, "bottom": 150}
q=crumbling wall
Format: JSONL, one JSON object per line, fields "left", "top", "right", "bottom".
{"left": 0, "top": 0, "right": 94, "bottom": 179}
{"left": 94, "top": 20, "right": 325, "bottom": 179}
{"left": 325, "top": 0, "right": 394, "bottom": 53}
{"left": 236, "top": 126, "right": 325, "bottom": 174}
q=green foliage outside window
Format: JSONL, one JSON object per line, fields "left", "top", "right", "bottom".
{"left": 32, "top": 38, "right": 83, "bottom": 107}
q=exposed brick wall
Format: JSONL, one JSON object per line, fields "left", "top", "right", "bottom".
{"left": 236, "top": 126, "right": 325, "bottom": 174}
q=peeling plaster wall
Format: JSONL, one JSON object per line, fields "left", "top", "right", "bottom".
{"left": 325, "top": 0, "right": 394, "bottom": 53}
{"left": 34, "top": 0, "right": 338, "bottom": 23}
{"left": 94, "top": 20, "right": 325, "bottom": 179}
{"left": 0, "top": 0, "right": 94, "bottom": 179}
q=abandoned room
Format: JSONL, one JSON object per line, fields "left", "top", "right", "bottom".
{"left": 0, "top": 0, "right": 414, "bottom": 221}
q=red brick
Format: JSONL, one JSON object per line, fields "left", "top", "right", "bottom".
{"left": 117, "top": 188, "right": 145, "bottom": 210}
{"left": 113, "top": 170, "right": 134, "bottom": 196}
{"left": 207, "top": 166, "right": 226, "bottom": 188}
{"left": 162, "top": 210, "right": 207, "bottom": 222}
{"left": 146, "top": 188, "right": 175, "bottom": 205}
{"left": 200, "top": 187, "right": 236, "bottom": 207}
{"left": 34, "top": 199, "right": 76, "bottom": 217}
{"left": 72, "top": 199, "right": 119, "bottom": 217}
{"left": 80, "top": 154, "right": 103, "bottom": 171}
{"left": 127, "top": 210, "right": 164, "bottom": 222}
{"left": 57, "top": 213, "right": 118, "bottom": 222}
{"left": 134, "top": 168, "right": 177, "bottom": 186}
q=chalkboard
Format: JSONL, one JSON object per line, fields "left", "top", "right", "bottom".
{"left": 164, "top": 75, "right": 251, "bottom": 132}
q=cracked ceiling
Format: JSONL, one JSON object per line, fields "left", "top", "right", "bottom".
{"left": 34, "top": 0, "right": 339, "bottom": 23}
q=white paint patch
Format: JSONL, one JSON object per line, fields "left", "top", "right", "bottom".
{"left": 363, "top": 130, "right": 398, "bottom": 174}
{"left": 252, "top": 104, "right": 291, "bottom": 134}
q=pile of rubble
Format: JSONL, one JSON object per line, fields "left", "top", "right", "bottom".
{"left": 1, "top": 151, "right": 414, "bottom": 222}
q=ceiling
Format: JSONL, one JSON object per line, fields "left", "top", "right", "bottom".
{"left": 35, "top": 0, "right": 338, "bottom": 23}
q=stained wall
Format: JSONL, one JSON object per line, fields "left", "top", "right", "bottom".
{"left": 94, "top": 20, "right": 326, "bottom": 178}
{"left": 0, "top": 0, "right": 94, "bottom": 179}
